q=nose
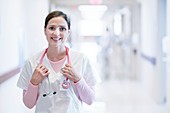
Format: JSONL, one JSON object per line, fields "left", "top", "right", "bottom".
{"left": 53, "top": 28, "right": 60, "bottom": 35}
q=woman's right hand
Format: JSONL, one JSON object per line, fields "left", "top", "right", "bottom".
{"left": 30, "top": 64, "right": 49, "bottom": 86}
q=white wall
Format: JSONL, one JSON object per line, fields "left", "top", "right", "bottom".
{"left": 20, "top": 0, "right": 49, "bottom": 60}
{"left": 0, "top": 0, "right": 49, "bottom": 75}
{"left": 141, "top": 0, "right": 157, "bottom": 98}
{"left": 0, "top": 0, "right": 22, "bottom": 75}
{"left": 140, "top": 0, "right": 166, "bottom": 104}
{"left": 166, "top": 0, "right": 170, "bottom": 112}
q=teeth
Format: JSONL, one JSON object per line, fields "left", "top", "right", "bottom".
{"left": 52, "top": 38, "right": 60, "bottom": 41}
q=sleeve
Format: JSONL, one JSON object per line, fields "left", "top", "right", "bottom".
{"left": 23, "top": 82, "right": 39, "bottom": 109}
{"left": 17, "top": 59, "right": 33, "bottom": 90}
{"left": 74, "top": 78, "right": 95, "bottom": 105}
{"left": 83, "top": 56, "right": 101, "bottom": 86}
{"left": 74, "top": 55, "right": 101, "bottom": 105}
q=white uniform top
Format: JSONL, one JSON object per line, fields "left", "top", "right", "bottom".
{"left": 17, "top": 48, "right": 100, "bottom": 113}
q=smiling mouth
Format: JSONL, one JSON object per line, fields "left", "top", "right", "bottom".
{"left": 51, "top": 37, "right": 62, "bottom": 41}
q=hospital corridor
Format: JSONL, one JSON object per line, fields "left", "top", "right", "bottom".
{"left": 0, "top": 0, "right": 170, "bottom": 113}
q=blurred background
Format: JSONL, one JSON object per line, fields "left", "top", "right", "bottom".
{"left": 0, "top": 0, "right": 170, "bottom": 113}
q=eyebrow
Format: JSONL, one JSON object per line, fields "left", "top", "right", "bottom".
{"left": 48, "top": 24, "right": 67, "bottom": 28}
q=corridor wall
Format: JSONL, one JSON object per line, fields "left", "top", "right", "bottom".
{"left": 0, "top": 0, "right": 22, "bottom": 77}
{"left": 166, "top": 0, "right": 170, "bottom": 112}
{"left": 0, "top": 0, "right": 49, "bottom": 83}
{"left": 140, "top": 0, "right": 166, "bottom": 104}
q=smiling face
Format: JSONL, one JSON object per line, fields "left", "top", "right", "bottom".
{"left": 44, "top": 16, "right": 70, "bottom": 47}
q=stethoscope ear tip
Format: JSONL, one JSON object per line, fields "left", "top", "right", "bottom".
{"left": 43, "top": 94, "right": 47, "bottom": 97}
{"left": 43, "top": 91, "right": 57, "bottom": 97}
{"left": 41, "top": 46, "right": 70, "bottom": 97}
{"left": 53, "top": 91, "right": 56, "bottom": 95}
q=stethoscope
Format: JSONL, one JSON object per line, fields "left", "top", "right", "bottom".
{"left": 39, "top": 46, "right": 70, "bottom": 97}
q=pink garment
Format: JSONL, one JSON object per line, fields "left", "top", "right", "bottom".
{"left": 50, "top": 57, "right": 95, "bottom": 105}
{"left": 49, "top": 56, "right": 66, "bottom": 73}
{"left": 74, "top": 78, "right": 95, "bottom": 105}
{"left": 23, "top": 82, "right": 38, "bottom": 109}
{"left": 23, "top": 57, "right": 95, "bottom": 108}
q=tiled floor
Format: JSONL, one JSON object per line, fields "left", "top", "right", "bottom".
{"left": 0, "top": 73, "right": 167, "bottom": 113}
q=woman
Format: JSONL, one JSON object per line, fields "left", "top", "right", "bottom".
{"left": 17, "top": 10, "right": 100, "bottom": 113}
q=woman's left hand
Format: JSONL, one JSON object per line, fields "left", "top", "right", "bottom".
{"left": 61, "top": 64, "right": 81, "bottom": 83}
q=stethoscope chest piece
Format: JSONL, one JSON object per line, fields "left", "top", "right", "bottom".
{"left": 62, "top": 80, "right": 70, "bottom": 89}
{"left": 40, "top": 46, "right": 71, "bottom": 97}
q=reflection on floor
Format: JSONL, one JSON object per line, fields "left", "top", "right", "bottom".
{"left": 0, "top": 74, "right": 167, "bottom": 113}
{"left": 0, "top": 74, "right": 35, "bottom": 113}
{"left": 85, "top": 78, "right": 167, "bottom": 113}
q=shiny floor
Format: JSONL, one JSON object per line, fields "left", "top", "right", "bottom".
{"left": 0, "top": 73, "right": 167, "bottom": 113}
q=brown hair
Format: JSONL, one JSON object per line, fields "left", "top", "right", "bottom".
{"left": 44, "top": 10, "right": 71, "bottom": 29}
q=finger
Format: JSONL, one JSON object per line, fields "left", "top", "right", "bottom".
{"left": 40, "top": 65, "right": 46, "bottom": 70}
{"left": 61, "top": 71, "right": 70, "bottom": 78}
{"left": 63, "top": 65, "right": 72, "bottom": 71}
{"left": 38, "top": 64, "right": 48, "bottom": 72}
{"left": 37, "top": 64, "right": 44, "bottom": 69}
{"left": 61, "top": 68, "right": 70, "bottom": 73}
{"left": 42, "top": 68, "right": 48, "bottom": 73}
{"left": 42, "top": 70, "right": 49, "bottom": 77}
{"left": 41, "top": 66, "right": 47, "bottom": 71}
{"left": 65, "top": 64, "right": 72, "bottom": 68}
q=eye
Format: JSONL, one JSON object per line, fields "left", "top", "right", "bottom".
{"left": 59, "top": 27, "right": 66, "bottom": 32}
{"left": 49, "top": 26, "right": 55, "bottom": 31}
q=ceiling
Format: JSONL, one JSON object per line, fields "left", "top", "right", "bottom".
{"left": 51, "top": 0, "right": 137, "bottom": 8}
{"left": 49, "top": 0, "right": 139, "bottom": 37}
{"left": 50, "top": 0, "right": 138, "bottom": 19}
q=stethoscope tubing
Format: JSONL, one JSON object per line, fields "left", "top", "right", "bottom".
{"left": 40, "top": 46, "right": 70, "bottom": 80}
{"left": 39, "top": 46, "right": 70, "bottom": 97}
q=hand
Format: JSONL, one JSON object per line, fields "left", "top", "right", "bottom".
{"left": 61, "top": 64, "right": 80, "bottom": 83}
{"left": 30, "top": 64, "right": 49, "bottom": 85}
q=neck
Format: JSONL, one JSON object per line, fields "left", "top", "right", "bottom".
{"left": 47, "top": 45, "right": 66, "bottom": 62}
